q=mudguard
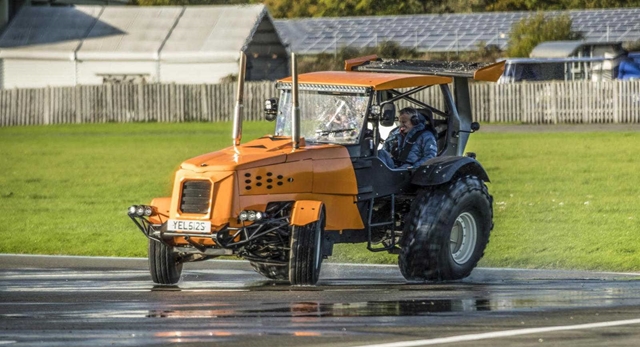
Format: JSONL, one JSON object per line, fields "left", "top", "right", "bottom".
{"left": 290, "top": 200, "right": 324, "bottom": 226}
{"left": 411, "top": 156, "right": 490, "bottom": 186}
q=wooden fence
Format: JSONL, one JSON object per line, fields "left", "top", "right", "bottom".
{"left": 0, "top": 82, "right": 277, "bottom": 126}
{"left": 470, "top": 80, "right": 640, "bottom": 124}
{"left": 1, "top": 80, "right": 639, "bottom": 126}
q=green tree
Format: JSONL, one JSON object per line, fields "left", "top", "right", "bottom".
{"left": 135, "top": 0, "right": 640, "bottom": 18}
{"left": 506, "top": 13, "right": 583, "bottom": 57}
{"left": 313, "top": 0, "right": 460, "bottom": 16}
{"left": 136, "top": 0, "right": 251, "bottom": 5}
{"left": 261, "top": 0, "right": 320, "bottom": 18}
{"left": 560, "top": 0, "right": 640, "bottom": 9}
{"left": 263, "top": 0, "right": 476, "bottom": 18}
{"left": 312, "top": 0, "right": 414, "bottom": 17}
{"left": 484, "top": 0, "right": 640, "bottom": 11}
{"left": 484, "top": 0, "right": 563, "bottom": 11}
{"left": 624, "top": 40, "right": 640, "bottom": 52}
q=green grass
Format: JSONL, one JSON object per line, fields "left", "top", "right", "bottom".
{"left": 0, "top": 122, "right": 271, "bottom": 257}
{"left": 1, "top": 123, "right": 639, "bottom": 271}
{"left": 470, "top": 131, "right": 640, "bottom": 271}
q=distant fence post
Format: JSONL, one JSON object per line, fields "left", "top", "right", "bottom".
{"left": 613, "top": 80, "right": 620, "bottom": 124}
{"left": 44, "top": 86, "right": 51, "bottom": 125}
{"left": 11, "top": 89, "right": 17, "bottom": 126}
{"left": 551, "top": 82, "right": 558, "bottom": 124}
{"left": 74, "top": 87, "right": 81, "bottom": 124}
{"left": 137, "top": 83, "right": 145, "bottom": 122}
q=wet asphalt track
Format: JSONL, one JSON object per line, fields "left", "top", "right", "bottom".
{"left": 1, "top": 254, "right": 640, "bottom": 347}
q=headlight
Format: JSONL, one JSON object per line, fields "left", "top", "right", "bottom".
{"left": 128, "top": 205, "right": 138, "bottom": 215}
{"left": 238, "top": 210, "right": 264, "bottom": 222}
{"left": 129, "top": 205, "right": 154, "bottom": 217}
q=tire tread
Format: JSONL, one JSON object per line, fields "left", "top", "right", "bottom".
{"left": 399, "top": 175, "right": 493, "bottom": 281}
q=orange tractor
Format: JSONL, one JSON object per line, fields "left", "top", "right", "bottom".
{"left": 128, "top": 54, "right": 504, "bottom": 285}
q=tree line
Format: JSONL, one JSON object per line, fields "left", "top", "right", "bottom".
{"left": 136, "top": 0, "right": 640, "bottom": 18}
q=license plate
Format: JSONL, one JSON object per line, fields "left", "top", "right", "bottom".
{"left": 167, "top": 219, "right": 211, "bottom": 233}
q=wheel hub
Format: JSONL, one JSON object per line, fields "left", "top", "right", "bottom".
{"left": 450, "top": 212, "right": 478, "bottom": 265}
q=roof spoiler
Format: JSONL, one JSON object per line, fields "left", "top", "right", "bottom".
{"left": 345, "top": 55, "right": 505, "bottom": 82}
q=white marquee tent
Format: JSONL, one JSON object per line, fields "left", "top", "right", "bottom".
{"left": 0, "top": 4, "right": 288, "bottom": 89}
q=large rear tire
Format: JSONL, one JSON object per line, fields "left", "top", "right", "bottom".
{"left": 398, "top": 176, "right": 493, "bottom": 281}
{"left": 149, "top": 240, "right": 183, "bottom": 285}
{"left": 288, "top": 208, "right": 325, "bottom": 285}
{"left": 249, "top": 262, "right": 288, "bottom": 280}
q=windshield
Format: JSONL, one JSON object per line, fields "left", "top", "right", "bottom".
{"left": 275, "top": 89, "right": 369, "bottom": 144}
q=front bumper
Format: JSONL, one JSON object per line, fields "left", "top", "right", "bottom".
{"left": 127, "top": 202, "right": 292, "bottom": 263}
{"left": 127, "top": 211, "right": 233, "bottom": 256}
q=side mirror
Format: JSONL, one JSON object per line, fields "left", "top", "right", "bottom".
{"left": 380, "top": 103, "right": 396, "bottom": 127}
{"left": 264, "top": 98, "right": 278, "bottom": 121}
{"left": 457, "top": 122, "right": 481, "bottom": 137}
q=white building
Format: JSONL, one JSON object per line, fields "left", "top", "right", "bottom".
{"left": 0, "top": 4, "right": 288, "bottom": 89}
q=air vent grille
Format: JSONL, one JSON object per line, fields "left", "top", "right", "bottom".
{"left": 243, "top": 172, "right": 289, "bottom": 191}
{"left": 180, "top": 180, "right": 211, "bottom": 214}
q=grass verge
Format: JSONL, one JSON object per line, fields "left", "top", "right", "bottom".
{"left": 0, "top": 123, "right": 638, "bottom": 271}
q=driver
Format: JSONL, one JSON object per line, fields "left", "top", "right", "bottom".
{"left": 378, "top": 107, "right": 437, "bottom": 169}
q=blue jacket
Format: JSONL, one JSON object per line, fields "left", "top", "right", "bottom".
{"left": 382, "top": 122, "right": 437, "bottom": 169}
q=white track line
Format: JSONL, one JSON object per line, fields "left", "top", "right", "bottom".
{"left": 358, "top": 318, "right": 640, "bottom": 347}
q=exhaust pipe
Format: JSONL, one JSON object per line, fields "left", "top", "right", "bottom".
{"left": 291, "top": 52, "right": 300, "bottom": 149}
{"left": 233, "top": 51, "right": 247, "bottom": 147}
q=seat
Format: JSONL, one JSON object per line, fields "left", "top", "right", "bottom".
{"left": 418, "top": 108, "right": 447, "bottom": 155}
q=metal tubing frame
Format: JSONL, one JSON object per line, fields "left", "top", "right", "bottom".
{"left": 366, "top": 195, "right": 398, "bottom": 252}
{"left": 233, "top": 52, "right": 247, "bottom": 147}
{"left": 128, "top": 213, "right": 290, "bottom": 251}
{"left": 216, "top": 216, "right": 290, "bottom": 249}
{"left": 291, "top": 52, "right": 300, "bottom": 149}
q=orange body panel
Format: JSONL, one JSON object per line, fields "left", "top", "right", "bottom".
{"left": 169, "top": 170, "right": 235, "bottom": 229}
{"left": 238, "top": 160, "right": 313, "bottom": 196}
{"left": 148, "top": 197, "right": 171, "bottom": 224}
{"left": 311, "top": 158, "right": 358, "bottom": 195}
{"left": 279, "top": 71, "right": 451, "bottom": 91}
{"left": 156, "top": 136, "right": 364, "bottom": 236}
{"left": 290, "top": 200, "right": 324, "bottom": 226}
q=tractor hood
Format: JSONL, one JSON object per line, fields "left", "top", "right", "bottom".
{"left": 180, "top": 136, "right": 351, "bottom": 173}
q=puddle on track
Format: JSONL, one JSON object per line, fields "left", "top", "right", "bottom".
{"left": 3, "top": 265, "right": 640, "bottom": 347}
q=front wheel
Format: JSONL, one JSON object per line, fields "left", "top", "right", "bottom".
{"left": 398, "top": 176, "right": 493, "bottom": 281}
{"left": 288, "top": 208, "right": 325, "bottom": 285}
{"left": 149, "top": 240, "right": 183, "bottom": 285}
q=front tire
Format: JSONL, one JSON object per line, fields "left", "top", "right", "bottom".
{"left": 149, "top": 240, "right": 183, "bottom": 285}
{"left": 288, "top": 208, "right": 325, "bottom": 285}
{"left": 399, "top": 176, "right": 493, "bottom": 281}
